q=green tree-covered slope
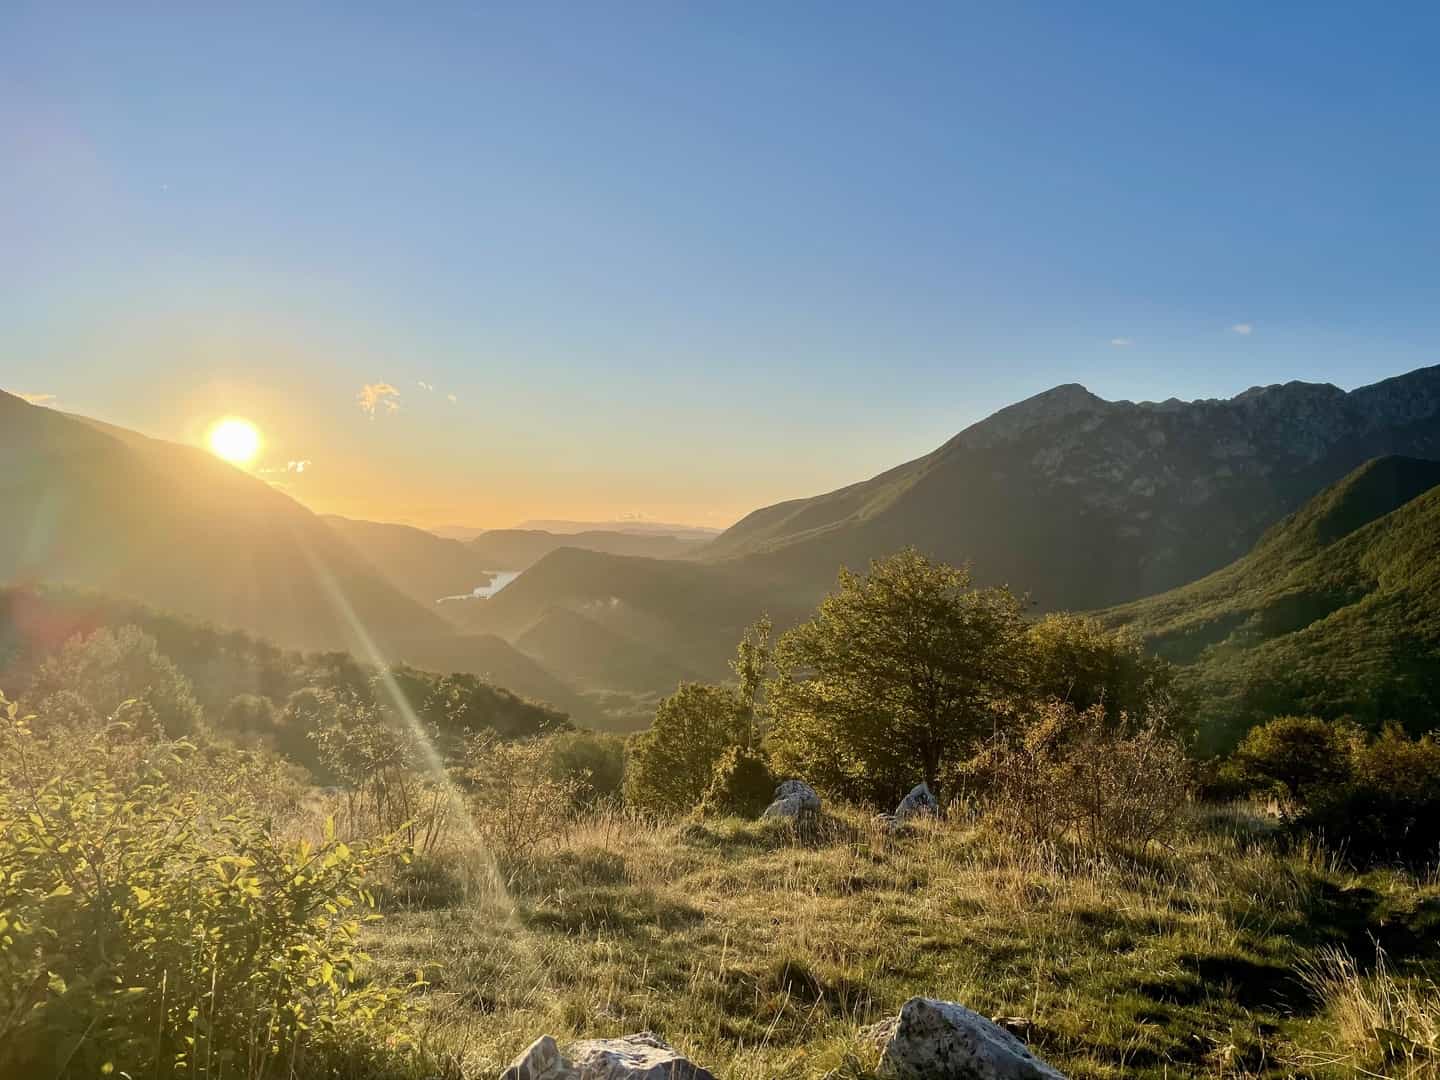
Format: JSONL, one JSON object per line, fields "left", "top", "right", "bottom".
{"left": 1104, "top": 456, "right": 1440, "bottom": 749}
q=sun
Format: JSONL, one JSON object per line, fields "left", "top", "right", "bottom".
{"left": 206, "top": 417, "right": 263, "bottom": 466}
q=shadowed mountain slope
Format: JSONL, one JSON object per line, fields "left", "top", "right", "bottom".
{"left": 0, "top": 391, "right": 597, "bottom": 722}
{"left": 705, "top": 366, "right": 1440, "bottom": 611}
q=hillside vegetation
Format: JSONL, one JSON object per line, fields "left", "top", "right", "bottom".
{"left": 1106, "top": 456, "right": 1440, "bottom": 749}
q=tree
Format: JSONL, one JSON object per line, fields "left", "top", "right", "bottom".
{"left": 623, "top": 683, "right": 745, "bottom": 816}
{"left": 767, "top": 549, "right": 1028, "bottom": 803}
{"left": 29, "top": 625, "right": 203, "bottom": 738}
{"left": 1026, "top": 613, "right": 1176, "bottom": 723}
{"left": 1232, "top": 714, "right": 1361, "bottom": 815}
{"left": 222, "top": 692, "right": 279, "bottom": 741}
{"left": 730, "top": 615, "right": 772, "bottom": 750}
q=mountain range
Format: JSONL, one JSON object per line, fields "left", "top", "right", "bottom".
{"left": 444, "top": 366, "right": 1440, "bottom": 702}
{"left": 8, "top": 365, "right": 1440, "bottom": 738}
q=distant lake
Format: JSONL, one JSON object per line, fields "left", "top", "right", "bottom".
{"left": 439, "top": 569, "right": 522, "bottom": 603}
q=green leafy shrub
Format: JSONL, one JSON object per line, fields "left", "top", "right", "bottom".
{"left": 462, "top": 732, "right": 582, "bottom": 858}
{"left": 1231, "top": 716, "right": 1440, "bottom": 865}
{"left": 543, "top": 729, "right": 627, "bottom": 806}
{"left": 0, "top": 692, "right": 422, "bottom": 1079}
{"left": 28, "top": 625, "right": 203, "bottom": 738}
{"left": 698, "top": 745, "right": 776, "bottom": 819}
{"left": 624, "top": 683, "right": 746, "bottom": 816}
{"left": 1231, "top": 714, "right": 1362, "bottom": 815}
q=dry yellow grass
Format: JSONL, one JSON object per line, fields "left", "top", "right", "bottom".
{"left": 355, "top": 802, "right": 1440, "bottom": 1078}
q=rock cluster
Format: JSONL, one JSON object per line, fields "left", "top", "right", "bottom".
{"left": 872, "top": 997, "right": 1066, "bottom": 1080}
{"left": 500, "top": 1032, "right": 715, "bottom": 1080}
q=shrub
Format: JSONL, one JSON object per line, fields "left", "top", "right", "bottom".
{"left": 767, "top": 550, "right": 1029, "bottom": 805}
{"left": 463, "top": 732, "right": 582, "bottom": 858}
{"left": 698, "top": 745, "right": 776, "bottom": 819}
{"left": 1229, "top": 716, "right": 1440, "bottom": 865}
{"left": 0, "top": 692, "right": 422, "bottom": 1079}
{"left": 1231, "top": 714, "right": 1361, "bottom": 815}
{"left": 624, "top": 683, "right": 745, "bottom": 816}
{"left": 29, "top": 625, "right": 203, "bottom": 738}
{"left": 221, "top": 691, "right": 279, "bottom": 741}
{"left": 969, "top": 700, "right": 1191, "bottom": 852}
{"left": 543, "top": 729, "right": 627, "bottom": 806}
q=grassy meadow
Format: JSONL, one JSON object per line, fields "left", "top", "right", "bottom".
{"left": 354, "top": 801, "right": 1440, "bottom": 1079}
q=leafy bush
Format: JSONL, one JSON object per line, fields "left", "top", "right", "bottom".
{"left": 1231, "top": 714, "right": 1362, "bottom": 814}
{"left": 29, "top": 625, "right": 203, "bottom": 738}
{"left": 624, "top": 683, "right": 746, "bottom": 816}
{"left": 221, "top": 691, "right": 279, "bottom": 742}
{"left": 698, "top": 745, "right": 776, "bottom": 819}
{"left": 969, "top": 700, "right": 1192, "bottom": 852}
{"left": 542, "top": 729, "right": 627, "bottom": 806}
{"left": 1230, "top": 716, "right": 1440, "bottom": 865}
{"left": 462, "top": 733, "right": 583, "bottom": 858}
{"left": 0, "top": 692, "right": 422, "bottom": 1079}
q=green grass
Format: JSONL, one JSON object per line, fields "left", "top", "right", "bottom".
{"left": 361, "top": 804, "right": 1440, "bottom": 1078}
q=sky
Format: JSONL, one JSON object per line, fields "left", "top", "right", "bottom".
{"left": 5, "top": 3, "right": 1440, "bottom": 529}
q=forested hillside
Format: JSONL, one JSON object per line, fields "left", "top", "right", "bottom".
{"left": 1105, "top": 456, "right": 1440, "bottom": 749}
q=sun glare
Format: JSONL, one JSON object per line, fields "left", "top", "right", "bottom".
{"left": 207, "top": 417, "right": 263, "bottom": 466}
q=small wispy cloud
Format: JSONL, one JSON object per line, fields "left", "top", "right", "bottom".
{"left": 447, "top": 392, "right": 457, "bottom": 403}
{"left": 1109, "top": 338, "right": 1133, "bottom": 347}
{"left": 260, "top": 460, "right": 312, "bottom": 476}
{"left": 17, "top": 392, "right": 56, "bottom": 406}
{"left": 357, "top": 382, "right": 400, "bottom": 417}
{"left": 418, "top": 380, "right": 434, "bottom": 392}
{"left": 1231, "top": 323, "right": 1254, "bottom": 336}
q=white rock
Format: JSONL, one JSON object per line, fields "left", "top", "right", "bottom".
{"left": 774, "top": 779, "right": 821, "bottom": 812}
{"left": 500, "top": 1035, "right": 573, "bottom": 1080}
{"left": 895, "top": 782, "right": 939, "bottom": 821}
{"left": 568, "top": 1032, "right": 716, "bottom": 1080}
{"left": 762, "top": 794, "right": 810, "bottom": 820}
{"left": 500, "top": 1033, "right": 715, "bottom": 1080}
{"left": 875, "top": 997, "right": 1066, "bottom": 1080}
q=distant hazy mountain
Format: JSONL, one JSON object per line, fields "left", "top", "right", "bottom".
{"left": 466, "top": 529, "right": 709, "bottom": 570}
{"left": 513, "top": 519, "right": 723, "bottom": 539}
{"left": 431, "top": 520, "right": 721, "bottom": 542}
{"left": 446, "top": 546, "right": 817, "bottom": 683}
{"left": 1105, "top": 456, "right": 1440, "bottom": 749}
{"left": 706, "top": 365, "right": 1440, "bottom": 610}
{"left": 0, "top": 391, "right": 595, "bottom": 723}
{"left": 514, "top": 606, "right": 701, "bottom": 695}
{"left": 321, "top": 515, "right": 496, "bottom": 605}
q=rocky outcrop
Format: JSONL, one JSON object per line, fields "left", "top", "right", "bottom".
{"left": 763, "top": 779, "right": 821, "bottom": 820}
{"left": 895, "top": 782, "right": 938, "bottom": 821}
{"left": 873, "top": 997, "right": 1066, "bottom": 1080}
{"left": 501, "top": 1032, "right": 715, "bottom": 1080}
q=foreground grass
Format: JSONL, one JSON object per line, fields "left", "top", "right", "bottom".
{"left": 363, "top": 805, "right": 1440, "bottom": 1079}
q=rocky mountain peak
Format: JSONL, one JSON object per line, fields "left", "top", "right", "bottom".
{"left": 954, "top": 382, "right": 1113, "bottom": 450}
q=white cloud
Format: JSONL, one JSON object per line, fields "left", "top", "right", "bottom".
{"left": 447, "top": 392, "right": 457, "bottom": 403}
{"left": 1231, "top": 323, "right": 1253, "bottom": 336}
{"left": 418, "top": 381, "right": 433, "bottom": 392}
{"left": 260, "top": 460, "right": 312, "bottom": 477}
{"left": 17, "top": 392, "right": 56, "bottom": 406}
{"left": 357, "top": 382, "right": 400, "bottom": 417}
{"left": 1109, "top": 338, "right": 1133, "bottom": 347}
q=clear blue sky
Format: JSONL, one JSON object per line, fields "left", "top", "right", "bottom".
{"left": 5, "top": 2, "right": 1439, "bottom": 526}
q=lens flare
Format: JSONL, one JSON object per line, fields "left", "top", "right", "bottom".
{"left": 207, "top": 417, "right": 262, "bottom": 465}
